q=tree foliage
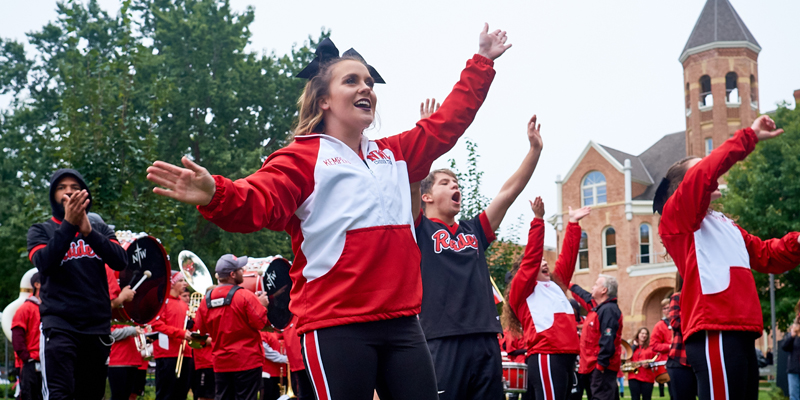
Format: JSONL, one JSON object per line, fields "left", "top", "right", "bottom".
{"left": 721, "top": 103, "right": 800, "bottom": 333}
{"left": 0, "top": 0, "right": 327, "bottom": 306}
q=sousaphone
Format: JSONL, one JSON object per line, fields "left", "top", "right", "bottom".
{"left": 2, "top": 268, "right": 38, "bottom": 341}
{"left": 178, "top": 250, "right": 214, "bottom": 294}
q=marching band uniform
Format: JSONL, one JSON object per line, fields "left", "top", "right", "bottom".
{"left": 260, "top": 331, "right": 288, "bottom": 400}
{"left": 192, "top": 340, "right": 215, "bottom": 400}
{"left": 150, "top": 283, "right": 193, "bottom": 400}
{"left": 627, "top": 345, "right": 656, "bottom": 400}
{"left": 282, "top": 318, "right": 314, "bottom": 400}
{"left": 12, "top": 277, "right": 42, "bottom": 400}
{"left": 108, "top": 325, "right": 146, "bottom": 400}
{"left": 509, "top": 218, "right": 581, "bottom": 400}
{"left": 650, "top": 315, "right": 671, "bottom": 398}
{"left": 503, "top": 332, "right": 526, "bottom": 364}
{"left": 27, "top": 169, "right": 128, "bottom": 400}
{"left": 194, "top": 255, "right": 269, "bottom": 400}
{"left": 665, "top": 293, "right": 697, "bottom": 399}
{"left": 195, "top": 48, "right": 496, "bottom": 399}
{"left": 415, "top": 210, "right": 503, "bottom": 399}
{"left": 658, "top": 127, "right": 800, "bottom": 400}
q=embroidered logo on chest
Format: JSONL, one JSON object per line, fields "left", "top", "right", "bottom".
{"left": 321, "top": 157, "right": 351, "bottom": 167}
{"left": 61, "top": 239, "right": 100, "bottom": 264}
{"left": 431, "top": 229, "right": 479, "bottom": 254}
{"left": 366, "top": 149, "right": 393, "bottom": 165}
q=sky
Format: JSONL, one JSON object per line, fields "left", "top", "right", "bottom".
{"left": 3, "top": 0, "right": 799, "bottom": 246}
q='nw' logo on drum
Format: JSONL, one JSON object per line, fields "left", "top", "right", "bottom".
{"left": 132, "top": 243, "right": 147, "bottom": 266}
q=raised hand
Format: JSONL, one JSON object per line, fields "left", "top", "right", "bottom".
{"left": 528, "top": 115, "right": 543, "bottom": 151}
{"left": 147, "top": 156, "right": 216, "bottom": 206}
{"left": 420, "top": 98, "right": 440, "bottom": 119}
{"left": 477, "top": 23, "right": 512, "bottom": 60}
{"left": 530, "top": 196, "right": 545, "bottom": 219}
{"left": 752, "top": 115, "right": 784, "bottom": 142}
{"left": 568, "top": 206, "right": 591, "bottom": 223}
{"left": 63, "top": 189, "right": 90, "bottom": 227}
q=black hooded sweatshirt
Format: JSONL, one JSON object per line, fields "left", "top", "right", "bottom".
{"left": 26, "top": 169, "right": 128, "bottom": 335}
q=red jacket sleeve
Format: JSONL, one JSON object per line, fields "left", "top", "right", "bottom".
{"left": 569, "top": 284, "right": 594, "bottom": 313}
{"left": 738, "top": 228, "right": 800, "bottom": 274}
{"left": 662, "top": 128, "right": 757, "bottom": 235}
{"left": 197, "top": 143, "right": 318, "bottom": 233}
{"left": 194, "top": 303, "right": 208, "bottom": 336}
{"left": 668, "top": 293, "right": 681, "bottom": 330}
{"left": 376, "top": 55, "right": 496, "bottom": 182}
{"left": 106, "top": 266, "right": 120, "bottom": 300}
{"left": 651, "top": 320, "right": 671, "bottom": 353}
{"left": 508, "top": 218, "right": 545, "bottom": 318}
{"left": 553, "top": 222, "right": 581, "bottom": 287}
{"left": 150, "top": 308, "right": 187, "bottom": 341}
{"left": 242, "top": 292, "right": 269, "bottom": 332}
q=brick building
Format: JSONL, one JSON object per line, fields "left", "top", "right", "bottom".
{"left": 548, "top": 0, "right": 780, "bottom": 341}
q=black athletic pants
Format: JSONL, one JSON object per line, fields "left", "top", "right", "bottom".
{"left": 108, "top": 366, "right": 143, "bottom": 400}
{"left": 629, "top": 379, "right": 653, "bottom": 400}
{"left": 590, "top": 368, "right": 618, "bottom": 400}
{"left": 426, "top": 332, "right": 503, "bottom": 400}
{"left": 192, "top": 368, "right": 215, "bottom": 399}
{"left": 261, "top": 377, "right": 282, "bottom": 400}
{"left": 155, "top": 357, "right": 194, "bottom": 400}
{"left": 41, "top": 328, "right": 111, "bottom": 400}
{"left": 527, "top": 353, "right": 576, "bottom": 400}
{"left": 214, "top": 366, "right": 261, "bottom": 400}
{"left": 290, "top": 369, "right": 314, "bottom": 400}
{"left": 666, "top": 359, "right": 697, "bottom": 400}
{"left": 685, "top": 330, "right": 759, "bottom": 400}
{"left": 302, "top": 316, "right": 438, "bottom": 400}
{"left": 571, "top": 372, "right": 592, "bottom": 400}
{"left": 21, "top": 360, "right": 43, "bottom": 400}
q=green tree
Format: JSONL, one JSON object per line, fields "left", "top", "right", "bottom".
{"left": 721, "top": 103, "right": 800, "bottom": 333}
{"left": 0, "top": 0, "right": 326, "bottom": 306}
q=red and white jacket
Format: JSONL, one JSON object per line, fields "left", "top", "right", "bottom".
{"left": 627, "top": 345, "right": 656, "bottom": 383}
{"left": 659, "top": 128, "right": 800, "bottom": 340}
{"left": 149, "top": 295, "right": 191, "bottom": 359}
{"left": 509, "top": 219, "right": 581, "bottom": 355}
{"left": 198, "top": 55, "right": 496, "bottom": 334}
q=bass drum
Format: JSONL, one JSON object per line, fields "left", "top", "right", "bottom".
{"left": 262, "top": 257, "right": 293, "bottom": 330}
{"left": 111, "top": 233, "right": 170, "bottom": 325}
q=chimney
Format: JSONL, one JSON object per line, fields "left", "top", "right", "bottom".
{"left": 794, "top": 89, "right": 800, "bottom": 104}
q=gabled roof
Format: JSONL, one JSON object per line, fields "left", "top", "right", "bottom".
{"left": 599, "top": 145, "right": 653, "bottom": 185}
{"left": 679, "top": 0, "right": 761, "bottom": 62}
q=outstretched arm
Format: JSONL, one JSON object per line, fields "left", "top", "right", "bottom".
{"left": 508, "top": 197, "right": 545, "bottom": 318}
{"left": 739, "top": 228, "right": 800, "bottom": 274}
{"left": 552, "top": 206, "right": 591, "bottom": 290}
{"left": 485, "top": 115, "right": 543, "bottom": 231}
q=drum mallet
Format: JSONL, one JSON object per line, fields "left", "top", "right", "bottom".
{"left": 131, "top": 271, "right": 152, "bottom": 291}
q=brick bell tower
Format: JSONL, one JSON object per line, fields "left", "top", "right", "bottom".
{"left": 680, "top": 0, "right": 761, "bottom": 158}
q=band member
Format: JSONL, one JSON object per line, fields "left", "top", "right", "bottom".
{"left": 506, "top": 198, "right": 590, "bottom": 400}
{"left": 147, "top": 25, "right": 511, "bottom": 400}
{"left": 150, "top": 271, "right": 193, "bottom": 400}
{"left": 194, "top": 254, "right": 269, "bottom": 400}
{"left": 628, "top": 328, "right": 656, "bottom": 400}
{"left": 192, "top": 287, "right": 216, "bottom": 400}
{"left": 12, "top": 273, "right": 42, "bottom": 400}
{"left": 653, "top": 115, "right": 800, "bottom": 400}
{"left": 570, "top": 275, "right": 622, "bottom": 400}
{"left": 260, "top": 331, "right": 288, "bottom": 400}
{"left": 108, "top": 325, "right": 147, "bottom": 400}
{"left": 282, "top": 317, "right": 314, "bottom": 400}
{"left": 27, "top": 169, "right": 128, "bottom": 400}
{"left": 665, "top": 275, "right": 697, "bottom": 400}
{"left": 414, "top": 108, "right": 541, "bottom": 399}
{"left": 650, "top": 299, "right": 672, "bottom": 399}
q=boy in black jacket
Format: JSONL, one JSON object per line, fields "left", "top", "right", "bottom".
{"left": 27, "top": 169, "right": 128, "bottom": 400}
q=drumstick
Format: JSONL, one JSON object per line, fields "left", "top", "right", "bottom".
{"left": 131, "top": 270, "right": 152, "bottom": 291}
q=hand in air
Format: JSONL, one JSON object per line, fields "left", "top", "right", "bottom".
{"left": 528, "top": 115, "right": 543, "bottom": 151}
{"left": 63, "top": 190, "right": 90, "bottom": 227}
{"left": 147, "top": 156, "right": 216, "bottom": 206}
{"left": 530, "top": 196, "right": 545, "bottom": 219}
{"left": 478, "top": 23, "right": 512, "bottom": 60}
{"left": 420, "top": 98, "right": 440, "bottom": 119}
{"left": 751, "top": 115, "right": 784, "bottom": 142}
{"left": 568, "top": 206, "right": 591, "bottom": 223}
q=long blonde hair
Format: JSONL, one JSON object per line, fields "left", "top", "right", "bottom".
{"left": 294, "top": 54, "right": 372, "bottom": 137}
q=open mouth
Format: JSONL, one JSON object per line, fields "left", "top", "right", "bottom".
{"left": 354, "top": 99, "right": 372, "bottom": 111}
{"left": 452, "top": 191, "right": 461, "bottom": 204}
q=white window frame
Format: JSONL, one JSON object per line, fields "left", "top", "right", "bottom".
{"left": 639, "top": 223, "right": 653, "bottom": 264}
{"left": 603, "top": 226, "right": 617, "bottom": 267}
{"left": 576, "top": 230, "right": 589, "bottom": 270}
{"left": 582, "top": 171, "right": 607, "bottom": 207}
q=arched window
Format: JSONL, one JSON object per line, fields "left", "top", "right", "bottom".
{"left": 576, "top": 231, "right": 589, "bottom": 270}
{"left": 699, "top": 75, "right": 712, "bottom": 107}
{"left": 750, "top": 75, "right": 757, "bottom": 103}
{"left": 639, "top": 224, "right": 652, "bottom": 264}
{"left": 726, "top": 72, "right": 739, "bottom": 103}
{"left": 582, "top": 171, "right": 607, "bottom": 206}
{"left": 705, "top": 138, "right": 713, "bottom": 156}
{"left": 603, "top": 227, "right": 617, "bottom": 267}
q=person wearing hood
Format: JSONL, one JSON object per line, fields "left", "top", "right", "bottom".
{"left": 26, "top": 169, "right": 128, "bottom": 400}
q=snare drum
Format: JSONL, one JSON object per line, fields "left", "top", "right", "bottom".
{"left": 502, "top": 361, "right": 528, "bottom": 393}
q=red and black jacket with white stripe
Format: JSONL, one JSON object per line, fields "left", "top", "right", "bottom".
{"left": 570, "top": 285, "right": 623, "bottom": 373}
{"left": 659, "top": 127, "right": 800, "bottom": 341}
{"left": 197, "top": 55, "right": 496, "bottom": 334}
{"left": 509, "top": 218, "right": 581, "bottom": 356}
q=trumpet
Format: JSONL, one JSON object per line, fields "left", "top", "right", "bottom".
{"left": 176, "top": 292, "right": 203, "bottom": 378}
{"left": 134, "top": 326, "right": 153, "bottom": 361}
{"left": 277, "top": 341, "right": 296, "bottom": 400}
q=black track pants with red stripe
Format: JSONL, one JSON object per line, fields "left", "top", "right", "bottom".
{"left": 528, "top": 353, "right": 576, "bottom": 400}
{"left": 302, "top": 316, "right": 438, "bottom": 400}
{"left": 684, "top": 330, "right": 759, "bottom": 400}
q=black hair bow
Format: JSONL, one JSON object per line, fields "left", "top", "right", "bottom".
{"left": 652, "top": 177, "right": 671, "bottom": 215}
{"left": 296, "top": 38, "right": 385, "bottom": 84}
